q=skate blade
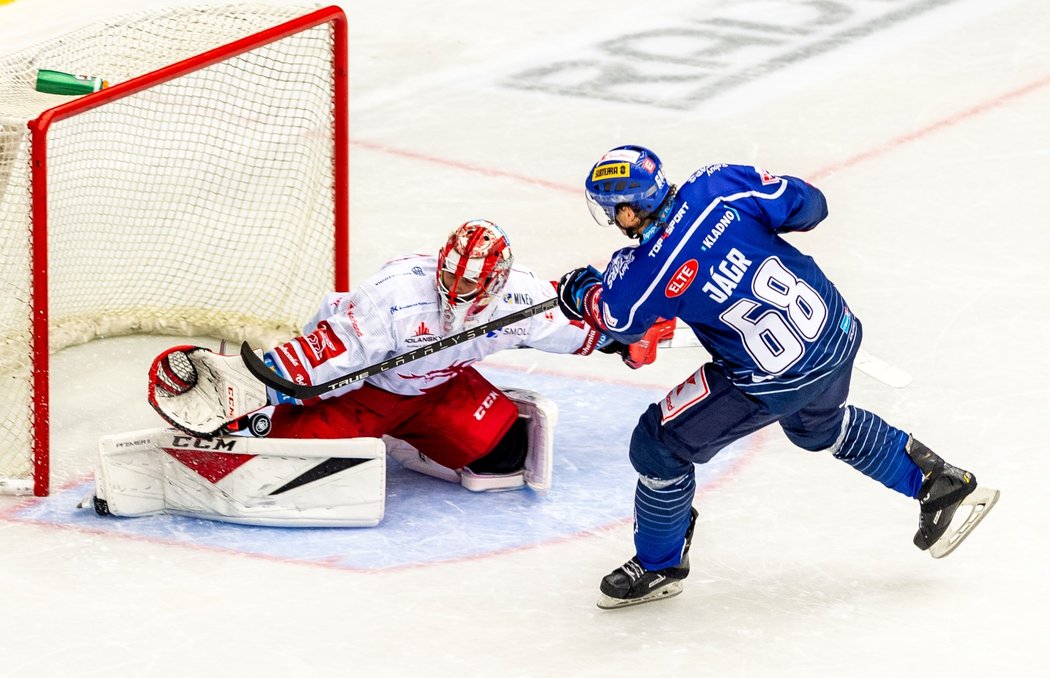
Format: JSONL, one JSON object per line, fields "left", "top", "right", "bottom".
{"left": 929, "top": 486, "right": 1000, "bottom": 559}
{"left": 596, "top": 581, "right": 684, "bottom": 610}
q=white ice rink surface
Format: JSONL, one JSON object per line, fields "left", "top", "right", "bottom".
{"left": 1, "top": 0, "right": 1048, "bottom": 676}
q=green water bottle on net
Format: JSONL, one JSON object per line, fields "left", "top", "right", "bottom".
{"left": 35, "top": 69, "right": 110, "bottom": 95}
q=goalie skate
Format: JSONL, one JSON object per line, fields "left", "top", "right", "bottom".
{"left": 597, "top": 507, "right": 698, "bottom": 610}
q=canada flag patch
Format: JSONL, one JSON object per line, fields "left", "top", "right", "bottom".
{"left": 665, "top": 260, "right": 698, "bottom": 298}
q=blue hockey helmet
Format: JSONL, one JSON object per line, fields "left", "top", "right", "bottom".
{"left": 585, "top": 145, "right": 670, "bottom": 227}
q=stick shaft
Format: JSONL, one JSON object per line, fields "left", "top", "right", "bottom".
{"left": 240, "top": 298, "right": 560, "bottom": 399}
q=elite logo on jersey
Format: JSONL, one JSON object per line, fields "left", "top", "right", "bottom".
{"left": 665, "top": 260, "right": 698, "bottom": 298}
{"left": 295, "top": 320, "right": 347, "bottom": 368}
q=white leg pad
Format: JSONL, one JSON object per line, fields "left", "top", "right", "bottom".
{"left": 502, "top": 386, "right": 558, "bottom": 492}
{"left": 381, "top": 387, "right": 558, "bottom": 494}
{"left": 383, "top": 436, "right": 461, "bottom": 484}
{"left": 95, "top": 429, "right": 386, "bottom": 527}
{"left": 385, "top": 436, "right": 527, "bottom": 492}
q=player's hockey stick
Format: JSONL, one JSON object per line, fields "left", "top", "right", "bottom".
{"left": 239, "top": 297, "right": 560, "bottom": 400}
{"left": 658, "top": 326, "right": 912, "bottom": 388}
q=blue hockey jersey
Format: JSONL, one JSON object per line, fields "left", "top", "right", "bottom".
{"left": 597, "top": 164, "right": 859, "bottom": 407}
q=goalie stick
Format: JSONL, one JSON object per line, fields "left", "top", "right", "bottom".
{"left": 240, "top": 298, "right": 560, "bottom": 400}
{"left": 658, "top": 325, "right": 912, "bottom": 388}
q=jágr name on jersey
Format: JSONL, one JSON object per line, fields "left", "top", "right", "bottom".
{"left": 701, "top": 248, "right": 752, "bottom": 303}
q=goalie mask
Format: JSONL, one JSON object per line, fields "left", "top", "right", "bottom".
{"left": 437, "top": 219, "right": 513, "bottom": 333}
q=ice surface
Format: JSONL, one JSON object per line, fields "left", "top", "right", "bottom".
{"left": 0, "top": 1, "right": 1046, "bottom": 676}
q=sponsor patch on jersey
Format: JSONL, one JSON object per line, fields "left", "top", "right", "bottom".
{"left": 605, "top": 249, "right": 635, "bottom": 289}
{"left": 345, "top": 302, "right": 364, "bottom": 337}
{"left": 591, "top": 163, "right": 630, "bottom": 181}
{"left": 405, "top": 321, "right": 438, "bottom": 345}
{"left": 660, "top": 368, "right": 710, "bottom": 423}
{"left": 295, "top": 319, "right": 347, "bottom": 368}
{"left": 502, "top": 291, "right": 534, "bottom": 305}
{"left": 665, "top": 259, "right": 698, "bottom": 298}
{"left": 274, "top": 342, "right": 310, "bottom": 386}
{"left": 756, "top": 166, "right": 781, "bottom": 185}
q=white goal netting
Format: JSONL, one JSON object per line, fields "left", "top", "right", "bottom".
{"left": 0, "top": 4, "right": 346, "bottom": 493}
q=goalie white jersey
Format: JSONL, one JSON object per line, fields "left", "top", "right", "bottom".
{"left": 269, "top": 254, "right": 598, "bottom": 398}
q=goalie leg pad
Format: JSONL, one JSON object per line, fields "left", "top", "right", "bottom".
{"left": 384, "top": 436, "right": 461, "bottom": 484}
{"left": 95, "top": 429, "right": 386, "bottom": 527}
{"left": 380, "top": 384, "right": 558, "bottom": 493}
{"left": 459, "top": 387, "right": 558, "bottom": 492}
{"left": 502, "top": 387, "right": 558, "bottom": 492}
{"left": 460, "top": 418, "right": 529, "bottom": 492}
{"left": 95, "top": 430, "right": 167, "bottom": 517}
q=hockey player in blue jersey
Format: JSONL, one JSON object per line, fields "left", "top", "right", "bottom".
{"left": 557, "top": 145, "right": 1000, "bottom": 609}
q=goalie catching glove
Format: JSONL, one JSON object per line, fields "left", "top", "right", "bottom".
{"left": 148, "top": 345, "right": 270, "bottom": 437}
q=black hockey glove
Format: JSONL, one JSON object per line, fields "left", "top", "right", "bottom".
{"left": 557, "top": 266, "right": 603, "bottom": 323}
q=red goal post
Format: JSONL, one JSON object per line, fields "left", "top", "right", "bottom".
{"left": 0, "top": 5, "right": 349, "bottom": 496}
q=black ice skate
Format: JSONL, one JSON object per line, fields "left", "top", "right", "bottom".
{"left": 597, "top": 507, "right": 699, "bottom": 610}
{"left": 907, "top": 437, "right": 999, "bottom": 559}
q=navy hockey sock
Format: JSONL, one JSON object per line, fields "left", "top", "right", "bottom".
{"left": 633, "top": 472, "right": 697, "bottom": 571}
{"left": 833, "top": 406, "right": 923, "bottom": 498}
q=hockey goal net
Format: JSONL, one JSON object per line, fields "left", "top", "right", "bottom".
{"left": 0, "top": 4, "right": 348, "bottom": 496}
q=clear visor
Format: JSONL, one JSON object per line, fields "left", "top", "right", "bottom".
{"left": 586, "top": 193, "right": 617, "bottom": 227}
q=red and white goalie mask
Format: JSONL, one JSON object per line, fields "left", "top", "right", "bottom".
{"left": 436, "top": 219, "right": 513, "bottom": 333}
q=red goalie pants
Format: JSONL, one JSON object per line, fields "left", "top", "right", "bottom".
{"left": 268, "top": 367, "right": 519, "bottom": 469}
